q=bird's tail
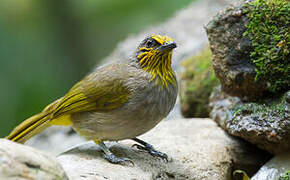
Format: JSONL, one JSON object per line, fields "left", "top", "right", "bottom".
{"left": 6, "top": 98, "right": 72, "bottom": 143}
{"left": 6, "top": 112, "right": 51, "bottom": 143}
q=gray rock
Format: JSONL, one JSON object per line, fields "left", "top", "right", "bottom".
{"left": 210, "top": 86, "right": 290, "bottom": 154}
{"left": 252, "top": 153, "right": 290, "bottom": 180}
{"left": 205, "top": 1, "right": 268, "bottom": 100}
{"left": 0, "top": 139, "right": 68, "bottom": 180}
{"left": 57, "top": 118, "right": 270, "bottom": 180}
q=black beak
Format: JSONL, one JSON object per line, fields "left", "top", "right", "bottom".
{"left": 158, "top": 41, "right": 177, "bottom": 52}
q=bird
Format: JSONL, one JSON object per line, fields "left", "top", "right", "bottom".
{"left": 6, "top": 34, "right": 178, "bottom": 165}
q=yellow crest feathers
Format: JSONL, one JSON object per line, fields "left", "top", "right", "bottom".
{"left": 137, "top": 34, "right": 176, "bottom": 87}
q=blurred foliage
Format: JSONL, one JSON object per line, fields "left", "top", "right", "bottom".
{"left": 0, "top": 0, "right": 194, "bottom": 137}
{"left": 179, "top": 47, "right": 219, "bottom": 118}
{"left": 279, "top": 171, "right": 290, "bottom": 180}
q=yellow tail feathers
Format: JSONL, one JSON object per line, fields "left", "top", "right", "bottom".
{"left": 6, "top": 112, "right": 51, "bottom": 143}
{"left": 6, "top": 98, "right": 73, "bottom": 143}
{"left": 6, "top": 95, "right": 76, "bottom": 143}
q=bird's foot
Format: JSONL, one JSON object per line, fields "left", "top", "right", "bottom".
{"left": 95, "top": 140, "right": 134, "bottom": 166}
{"left": 103, "top": 153, "right": 134, "bottom": 166}
{"left": 132, "top": 138, "right": 168, "bottom": 162}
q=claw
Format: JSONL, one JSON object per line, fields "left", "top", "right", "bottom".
{"left": 131, "top": 138, "right": 169, "bottom": 162}
{"left": 132, "top": 144, "right": 146, "bottom": 151}
{"left": 103, "top": 153, "right": 134, "bottom": 166}
{"left": 96, "top": 141, "right": 134, "bottom": 166}
{"left": 149, "top": 149, "right": 168, "bottom": 162}
{"left": 131, "top": 144, "right": 139, "bottom": 149}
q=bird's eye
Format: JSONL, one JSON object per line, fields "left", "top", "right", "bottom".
{"left": 146, "top": 39, "right": 155, "bottom": 47}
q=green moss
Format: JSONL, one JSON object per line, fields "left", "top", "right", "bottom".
{"left": 244, "top": 0, "right": 290, "bottom": 92}
{"left": 182, "top": 47, "right": 217, "bottom": 92}
{"left": 279, "top": 171, "right": 290, "bottom": 180}
{"left": 180, "top": 47, "right": 219, "bottom": 117}
{"left": 232, "top": 91, "right": 287, "bottom": 121}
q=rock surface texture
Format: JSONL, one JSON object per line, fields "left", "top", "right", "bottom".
{"left": 57, "top": 118, "right": 270, "bottom": 180}
{"left": 210, "top": 86, "right": 290, "bottom": 154}
{"left": 252, "top": 153, "right": 290, "bottom": 180}
{"left": 0, "top": 139, "right": 68, "bottom": 180}
{"left": 205, "top": 1, "right": 268, "bottom": 100}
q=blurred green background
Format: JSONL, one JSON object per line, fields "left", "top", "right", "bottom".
{"left": 0, "top": 0, "right": 194, "bottom": 137}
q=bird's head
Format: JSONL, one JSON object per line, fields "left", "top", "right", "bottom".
{"left": 136, "top": 35, "right": 177, "bottom": 86}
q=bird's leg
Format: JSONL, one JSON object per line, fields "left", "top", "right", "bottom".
{"left": 94, "top": 139, "right": 133, "bottom": 166}
{"left": 131, "top": 138, "right": 168, "bottom": 162}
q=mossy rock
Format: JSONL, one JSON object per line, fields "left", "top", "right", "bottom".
{"left": 210, "top": 86, "right": 290, "bottom": 154}
{"left": 179, "top": 47, "right": 219, "bottom": 118}
{"left": 206, "top": 0, "right": 290, "bottom": 100}
{"left": 244, "top": 0, "right": 290, "bottom": 93}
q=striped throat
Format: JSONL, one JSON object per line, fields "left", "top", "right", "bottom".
{"left": 136, "top": 35, "right": 177, "bottom": 87}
